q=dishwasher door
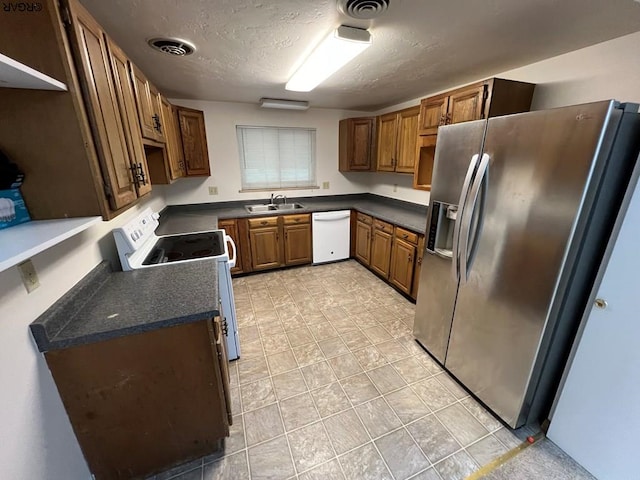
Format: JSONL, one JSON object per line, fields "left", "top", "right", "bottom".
{"left": 312, "top": 210, "right": 351, "bottom": 264}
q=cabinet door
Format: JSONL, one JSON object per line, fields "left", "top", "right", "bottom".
{"left": 249, "top": 226, "right": 281, "bottom": 270}
{"left": 411, "top": 234, "right": 425, "bottom": 300}
{"left": 211, "top": 317, "right": 232, "bottom": 424}
{"left": 448, "top": 85, "right": 486, "bottom": 125}
{"left": 107, "top": 39, "right": 151, "bottom": 197}
{"left": 370, "top": 228, "right": 393, "bottom": 278}
{"left": 130, "top": 63, "right": 158, "bottom": 142}
{"left": 160, "top": 98, "right": 185, "bottom": 180}
{"left": 396, "top": 106, "right": 420, "bottom": 174}
{"left": 284, "top": 223, "right": 312, "bottom": 266}
{"left": 351, "top": 118, "right": 375, "bottom": 170}
{"left": 149, "top": 84, "right": 166, "bottom": 143}
{"left": 178, "top": 107, "right": 211, "bottom": 176}
{"left": 67, "top": 0, "right": 137, "bottom": 210}
{"left": 355, "top": 221, "right": 372, "bottom": 265}
{"left": 419, "top": 96, "right": 448, "bottom": 135}
{"left": 376, "top": 113, "right": 398, "bottom": 172}
{"left": 218, "top": 219, "right": 243, "bottom": 274}
{"left": 389, "top": 238, "right": 416, "bottom": 295}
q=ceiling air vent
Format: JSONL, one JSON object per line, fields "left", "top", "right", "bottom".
{"left": 337, "top": 0, "right": 390, "bottom": 19}
{"left": 148, "top": 38, "right": 195, "bottom": 56}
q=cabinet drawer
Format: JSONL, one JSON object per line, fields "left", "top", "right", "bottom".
{"left": 357, "top": 212, "right": 372, "bottom": 225}
{"left": 248, "top": 217, "right": 278, "bottom": 228}
{"left": 373, "top": 218, "right": 393, "bottom": 235}
{"left": 283, "top": 213, "right": 310, "bottom": 225}
{"left": 395, "top": 227, "right": 418, "bottom": 245}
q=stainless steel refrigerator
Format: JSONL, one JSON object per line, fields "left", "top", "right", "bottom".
{"left": 414, "top": 100, "right": 640, "bottom": 428}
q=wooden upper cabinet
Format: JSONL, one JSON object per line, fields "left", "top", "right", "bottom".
{"left": 66, "top": 0, "right": 138, "bottom": 210}
{"left": 418, "top": 95, "right": 448, "bottom": 135}
{"left": 130, "top": 63, "right": 158, "bottom": 142}
{"left": 178, "top": 107, "right": 211, "bottom": 177}
{"left": 376, "top": 113, "right": 398, "bottom": 172}
{"left": 339, "top": 117, "right": 376, "bottom": 172}
{"left": 377, "top": 106, "right": 420, "bottom": 174}
{"left": 414, "top": 78, "right": 535, "bottom": 191}
{"left": 107, "top": 39, "right": 151, "bottom": 198}
{"left": 395, "top": 106, "right": 420, "bottom": 173}
{"left": 149, "top": 84, "right": 166, "bottom": 143}
{"left": 448, "top": 84, "right": 486, "bottom": 125}
{"left": 160, "top": 97, "right": 185, "bottom": 180}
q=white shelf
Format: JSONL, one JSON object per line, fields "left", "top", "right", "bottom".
{"left": 0, "top": 216, "right": 102, "bottom": 272}
{"left": 0, "top": 52, "right": 67, "bottom": 91}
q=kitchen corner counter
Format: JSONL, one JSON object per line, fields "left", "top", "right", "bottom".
{"left": 158, "top": 194, "right": 429, "bottom": 235}
{"left": 30, "top": 260, "right": 220, "bottom": 352}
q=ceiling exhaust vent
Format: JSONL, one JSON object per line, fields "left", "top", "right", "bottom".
{"left": 337, "top": 0, "right": 390, "bottom": 19}
{"left": 148, "top": 38, "right": 195, "bottom": 56}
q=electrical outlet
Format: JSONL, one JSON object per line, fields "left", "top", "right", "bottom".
{"left": 322, "top": 181, "right": 330, "bottom": 189}
{"left": 208, "top": 186, "right": 218, "bottom": 195}
{"left": 18, "top": 259, "right": 40, "bottom": 293}
{"left": 393, "top": 184, "right": 398, "bottom": 192}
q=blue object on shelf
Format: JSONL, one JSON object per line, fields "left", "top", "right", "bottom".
{"left": 0, "top": 188, "right": 30, "bottom": 230}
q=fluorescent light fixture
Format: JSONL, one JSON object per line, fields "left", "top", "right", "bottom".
{"left": 259, "top": 98, "right": 310, "bottom": 110}
{"left": 286, "top": 25, "right": 371, "bottom": 92}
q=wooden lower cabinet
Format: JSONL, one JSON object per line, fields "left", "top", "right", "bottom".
{"left": 283, "top": 216, "right": 312, "bottom": 266}
{"left": 247, "top": 214, "right": 312, "bottom": 271}
{"left": 370, "top": 221, "right": 393, "bottom": 278}
{"left": 355, "top": 218, "right": 372, "bottom": 265}
{"left": 389, "top": 237, "right": 417, "bottom": 295}
{"left": 45, "top": 319, "right": 230, "bottom": 480}
{"left": 218, "top": 219, "right": 244, "bottom": 274}
{"left": 249, "top": 224, "right": 281, "bottom": 271}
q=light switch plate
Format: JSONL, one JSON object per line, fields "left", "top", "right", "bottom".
{"left": 208, "top": 186, "right": 218, "bottom": 195}
{"left": 18, "top": 259, "right": 40, "bottom": 293}
{"left": 322, "top": 182, "right": 330, "bottom": 189}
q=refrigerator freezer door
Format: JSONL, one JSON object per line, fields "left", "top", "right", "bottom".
{"left": 414, "top": 120, "right": 486, "bottom": 363}
{"left": 445, "top": 101, "right": 615, "bottom": 427}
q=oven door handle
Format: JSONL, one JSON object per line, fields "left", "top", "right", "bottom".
{"left": 225, "top": 234, "right": 237, "bottom": 269}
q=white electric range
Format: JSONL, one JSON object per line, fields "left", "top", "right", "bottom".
{"left": 112, "top": 208, "right": 240, "bottom": 360}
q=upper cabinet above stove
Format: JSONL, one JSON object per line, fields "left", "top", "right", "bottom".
{"left": 0, "top": 0, "right": 211, "bottom": 221}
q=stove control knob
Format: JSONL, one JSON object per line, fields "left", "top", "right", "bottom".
{"left": 130, "top": 232, "right": 137, "bottom": 241}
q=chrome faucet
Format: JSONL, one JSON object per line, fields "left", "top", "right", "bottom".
{"left": 270, "top": 194, "right": 285, "bottom": 205}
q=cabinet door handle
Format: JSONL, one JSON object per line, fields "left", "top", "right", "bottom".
{"left": 445, "top": 112, "right": 452, "bottom": 124}
{"left": 408, "top": 255, "right": 412, "bottom": 263}
{"left": 440, "top": 114, "right": 446, "bottom": 125}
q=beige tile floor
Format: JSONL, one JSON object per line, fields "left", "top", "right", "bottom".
{"left": 151, "top": 260, "right": 525, "bottom": 480}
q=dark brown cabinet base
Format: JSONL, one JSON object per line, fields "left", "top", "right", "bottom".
{"left": 45, "top": 320, "right": 230, "bottom": 480}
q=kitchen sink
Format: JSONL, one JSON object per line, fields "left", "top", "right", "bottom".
{"left": 245, "top": 203, "right": 305, "bottom": 213}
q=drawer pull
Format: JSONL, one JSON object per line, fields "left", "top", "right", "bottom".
{"left": 261, "top": 221, "right": 267, "bottom": 225}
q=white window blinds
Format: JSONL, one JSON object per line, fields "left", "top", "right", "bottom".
{"left": 237, "top": 126, "right": 317, "bottom": 190}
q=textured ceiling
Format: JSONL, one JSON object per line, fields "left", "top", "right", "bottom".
{"left": 80, "top": 0, "right": 640, "bottom": 110}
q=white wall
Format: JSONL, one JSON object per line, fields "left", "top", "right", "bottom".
{"left": 0, "top": 191, "right": 165, "bottom": 480}
{"left": 164, "top": 100, "right": 372, "bottom": 205}
{"left": 498, "top": 31, "right": 640, "bottom": 109}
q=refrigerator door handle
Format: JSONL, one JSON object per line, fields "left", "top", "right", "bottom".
{"left": 460, "top": 153, "right": 490, "bottom": 284}
{"left": 452, "top": 153, "right": 481, "bottom": 281}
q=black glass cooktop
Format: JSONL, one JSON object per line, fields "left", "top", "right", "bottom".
{"left": 143, "top": 231, "right": 224, "bottom": 265}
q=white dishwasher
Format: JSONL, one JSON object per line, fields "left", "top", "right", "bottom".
{"left": 312, "top": 210, "right": 351, "bottom": 264}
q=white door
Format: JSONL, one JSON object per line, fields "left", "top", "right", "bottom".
{"left": 548, "top": 164, "right": 640, "bottom": 480}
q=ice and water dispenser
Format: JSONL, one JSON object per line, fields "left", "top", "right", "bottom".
{"left": 426, "top": 201, "right": 458, "bottom": 258}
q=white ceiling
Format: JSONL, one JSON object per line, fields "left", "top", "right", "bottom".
{"left": 80, "top": 0, "right": 640, "bottom": 111}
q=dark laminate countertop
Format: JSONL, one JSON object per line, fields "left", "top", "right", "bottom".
{"left": 157, "top": 193, "right": 428, "bottom": 236}
{"left": 30, "top": 260, "right": 219, "bottom": 352}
